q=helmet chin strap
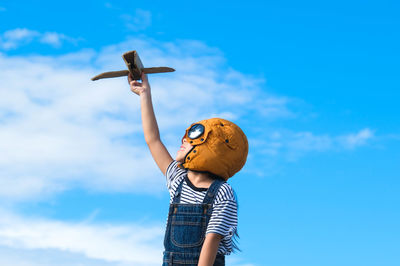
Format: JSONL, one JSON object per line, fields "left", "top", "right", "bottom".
{"left": 182, "top": 146, "right": 196, "bottom": 168}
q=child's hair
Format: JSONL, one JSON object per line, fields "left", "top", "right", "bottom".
{"left": 208, "top": 172, "right": 225, "bottom": 181}
{"left": 179, "top": 118, "right": 248, "bottom": 180}
{"left": 232, "top": 189, "right": 241, "bottom": 252}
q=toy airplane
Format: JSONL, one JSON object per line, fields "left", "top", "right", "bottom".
{"left": 91, "top": 50, "right": 175, "bottom": 81}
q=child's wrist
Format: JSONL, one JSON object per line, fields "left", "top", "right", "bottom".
{"left": 140, "top": 90, "right": 150, "bottom": 97}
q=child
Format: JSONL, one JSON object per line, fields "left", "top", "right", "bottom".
{"left": 129, "top": 73, "right": 248, "bottom": 266}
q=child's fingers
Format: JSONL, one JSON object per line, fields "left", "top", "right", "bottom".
{"left": 141, "top": 72, "right": 149, "bottom": 83}
{"left": 129, "top": 73, "right": 148, "bottom": 96}
{"left": 128, "top": 73, "right": 133, "bottom": 83}
{"left": 130, "top": 80, "right": 142, "bottom": 87}
{"left": 131, "top": 87, "right": 140, "bottom": 95}
{"left": 130, "top": 79, "right": 144, "bottom": 96}
{"left": 130, "top": 83, "right": 141, "bottom": 94}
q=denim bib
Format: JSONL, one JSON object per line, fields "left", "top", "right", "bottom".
{"left": 163, "top": 178, "right": 225, "bottom": 266}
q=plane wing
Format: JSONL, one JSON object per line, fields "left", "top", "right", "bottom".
{"left": 91, "top": 51, "right": 175, "bottom": 81}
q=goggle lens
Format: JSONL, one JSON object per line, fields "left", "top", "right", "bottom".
{"left": 188, "top": 124, "right": 205, "bottom": 139}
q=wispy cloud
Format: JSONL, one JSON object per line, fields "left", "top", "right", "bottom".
{"left": 104, "top": 2, "right": 115, "bottom": 9}
{"left": 0, "top": 209, "right": 163, "bottom": 265}
{"left": 0, "top": 207, "right": 257, "bottom": 266}
{"left": 39, "top": 32, "right": 78, "bottom": 47}
{"left": 255, "top": 128, "right": 375, "bottom": 161}
{"left": 338, "top": 128, "right": 374, "bottom": 149}
{"left": 121, "top": 9, "right": 152, "bottom": 31}
{"left": 0, "top": 49, "right": 158, "bottom": 200}
{"left": 226, "top": 257, "right": 258, "bottom": 266}
{"left": 0, "top": 33, "right": 377, "bottom": 201}
{"left": 0, "top": 37, "right": 292, "bottom": 200}
{"left": 0, "top": 247, "right": 118, "bottom": 266}
{"left": 0, "top": 28, "right": 40, "bottom": 50}
{"left": 0, "top": 28, "right": 80, "bottom": 50}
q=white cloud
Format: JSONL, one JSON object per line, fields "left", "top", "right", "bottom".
{"left": 226, "top": 256, "right": 258, "bottom": 266}
{"left": 0, "top": 247, "right": 118, "bottom": 266}
{"left": 0, "top": 28, "right": 39, "bottom": 50}
{"left": 338, "top": 128, "right": 374, "bottom": 149}
{"left": 0, "top": 33, "right": 373, "bottom": 201}
{"left": 121, "top": 9, "right": 152, "bottom": 31}
{"left": 255, "top": 128, "right": 374, "bottom": 161}
{"left": 0, "top": 28, "right": 79, "bottom": 50}
{"left": 3, "top": 28, "right": 39, "bottom": 40}
{"left": 287, "top": 131, "right": 333, "bottom": 152}
{"left": 40, "top": 32, "right": 77, "bottom": 47}
{"left": 104, "top": 2, "right": 115, "bottom": 9}
{"left": 0, "top": 37, "right": 291, "bottom": 200}
{"left": 0, "top": 208, "right": 258, "bottom": 266}
{"left": 0, "top": 209, "right": 164, "bottom": 266}
{"left": 0, "top": 49, "right": 157, "bottom": 200}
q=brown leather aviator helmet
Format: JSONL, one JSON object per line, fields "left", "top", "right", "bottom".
{"left": 180, "top": 118, "right": 248, "bottom": 180}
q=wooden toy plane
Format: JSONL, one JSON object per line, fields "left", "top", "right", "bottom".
{"left": 91, "top": 50, "right": 175, "bottom": 81}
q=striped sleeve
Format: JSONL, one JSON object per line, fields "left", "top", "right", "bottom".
{"left": 206, "top": 183, "right": 238, "bottom": 254}
{"left": 165, "top": 160, "right": 187, "bottom": 191}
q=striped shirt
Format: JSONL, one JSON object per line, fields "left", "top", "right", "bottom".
{"left": 165, "top": 160, "right": 238, "bottom": 255}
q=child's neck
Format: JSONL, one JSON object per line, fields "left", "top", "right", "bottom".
{"left": 187, "top": 170, "right": 213, "bottom": 189}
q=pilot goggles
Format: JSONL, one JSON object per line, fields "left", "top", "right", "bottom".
{"left": 182, "top": 123, "right": 210, "bottom": 146}
{"left": 187, "top": 124, "right": 205, "bottom": 139}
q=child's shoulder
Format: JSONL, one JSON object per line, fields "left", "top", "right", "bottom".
{"left": 215, "top": 182, "right": 237, "bottom": 203}
{"left": 166, "top": 160, "right": 187, "bottom": 178}
{"left": 165, "top": 161, "right": 187, "bottom": 190}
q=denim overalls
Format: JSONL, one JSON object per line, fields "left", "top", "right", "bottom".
{"left": 163, "top": 179, "right": 226, "bottom": 266}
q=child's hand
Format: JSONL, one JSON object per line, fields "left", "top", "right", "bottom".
{"left": 128, "top": 72, "right": 150, "bottom": 95}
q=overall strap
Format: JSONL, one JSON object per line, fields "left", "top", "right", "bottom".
{"left": 202, "top": 180, "right": 225, "bottom": 204}
{"left": 172, "top": 178, "right": 185, "bottom": 204}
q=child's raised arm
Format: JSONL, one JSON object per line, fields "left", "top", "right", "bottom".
{"left": 129, "top": 72, "right": 173, "bottom": 175}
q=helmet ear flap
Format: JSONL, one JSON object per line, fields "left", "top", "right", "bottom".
{"left": 225, "top": 139, "right": 238, "bottom": 150}
{"left": 222, "top": 126, "right": 241, "bottom": 150}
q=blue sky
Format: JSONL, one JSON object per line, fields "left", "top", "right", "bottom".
{"left": 0, "top": 1, "right": 399, "bottom": 265}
